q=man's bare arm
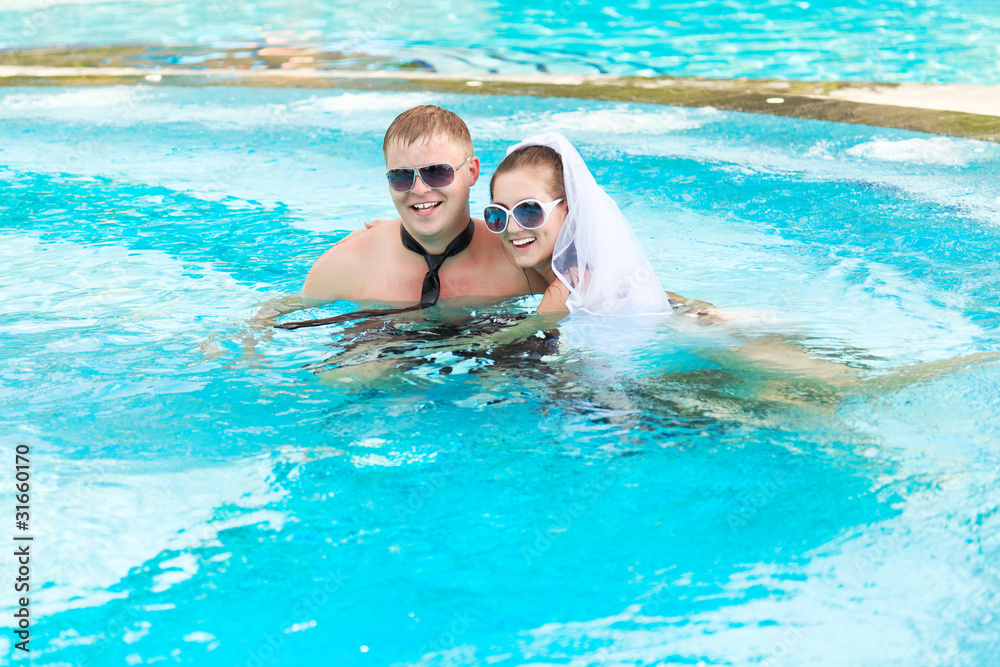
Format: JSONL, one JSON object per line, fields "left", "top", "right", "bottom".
{"left": 302, "top": 242, "right": 363, "bottom": 301}
{"left": 252, "top": 293, "right": 335, "bottom": 326}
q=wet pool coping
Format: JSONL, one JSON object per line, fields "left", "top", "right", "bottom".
{"left": 1, "top": 64, "right": 998, "bottom": 142}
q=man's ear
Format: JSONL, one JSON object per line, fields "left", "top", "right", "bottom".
{"left": 467, "top": 156, "right": 482, "bottom": 186}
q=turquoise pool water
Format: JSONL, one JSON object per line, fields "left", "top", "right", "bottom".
{"left": 2, "top": 85, "right": 999, "bottom": 665}
{"left": 2, "top": 0, "right": 1000, "bottom": 83}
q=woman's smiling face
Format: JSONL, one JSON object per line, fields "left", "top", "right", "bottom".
{"left": 491, "top": 166, "right": 567, "bottom": 277}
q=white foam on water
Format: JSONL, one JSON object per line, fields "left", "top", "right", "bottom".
{"left": 0, "top": 137, "right": 380, "bottom": 227}
{"left": 0, "top": 232, "right": 285, "bottom": 418}
{"left": 795, "top": 254, "right": 984, "bottom": 364}
{"left": 474, "top": 105, "right": 721, "bottom": 142}
{"left": 0, "top": 445, "right": 287, "bottom": 617}
{"left": 0, "top": 86, "right": 156, "bottom": 111}
{"left": 350, "top": 449, "right": 438, "bottom": 469}
{"left": 152, "top": 553, "right": 200, "bottom": 593}
{"left": 634, "top": 208, "right": 986, "bottom": 366}
{"left": 291, "top": 91, "right": 439, "bottom": 114}
{"left": 0, "top": 89, "right": 282, "bottom": 129}
{"left": 629, "top": 128, "right": 1000, "bottom": 231}
{"left": 484, "top": 366, "right": 1000, "bottom": 667}
{"left": 0, "top": 88, "right": 409, "bottom": 227}
{"left": 499, "top": 488, "right": 992, "bottom": 665}
{"left": 523, "top": 106, "right": 718, "bottom": 135}
{"left": 0, "top": 0, "right": 132, "bottom": 9}
{"left": 0, "top": 233, "right": 259, "bottom": 331}
{"left": 0, "top": 148, "right": 381, "bottom": 232}
{"left": 0, "top": 87, "right": 438, "bottom": 133}
{"left": 845, "top": 136, "right": 981, "bottom": 166}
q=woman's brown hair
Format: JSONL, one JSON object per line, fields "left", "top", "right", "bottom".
{"left": 490, "top": 145, "right": 566, "bottom": 201}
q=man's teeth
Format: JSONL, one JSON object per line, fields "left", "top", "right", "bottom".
{"left": 413, "top": 202, "right": 440, "bottom": 210}
{"left": 512, "top": 237, "right": 535, "bottom": 247}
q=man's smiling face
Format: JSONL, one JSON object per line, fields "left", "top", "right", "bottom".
{"left": 385, "top": 134, "right": 479, "bottom": 246}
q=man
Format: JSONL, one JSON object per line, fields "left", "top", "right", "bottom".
{"left": 301, "top": 105, "right": 547, "bottom": 306}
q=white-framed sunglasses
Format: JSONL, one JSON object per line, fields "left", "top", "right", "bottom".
{"left": 483, "top": 198, "right": 564, "bottom": 233}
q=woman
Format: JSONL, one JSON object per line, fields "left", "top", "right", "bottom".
{"left": 484, "top": 132, "right": 678, "bottom": 316}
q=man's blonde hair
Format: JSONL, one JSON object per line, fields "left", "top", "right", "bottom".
{"left": 382, "top": 105, "right": 474, "bottom": 158}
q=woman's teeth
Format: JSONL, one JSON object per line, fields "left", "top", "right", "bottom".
{"left": 413, "top": 202, "right": 440, "bottom": 211}
{"left": 512, "top": 237, "right": 535, "bottom": 247}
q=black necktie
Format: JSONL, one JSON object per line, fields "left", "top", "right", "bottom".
{"left": 400, "top": 219, "right": 475, "bottom": 308}
{"left": 273, "top": 220, "right": 476, "bottom": 331}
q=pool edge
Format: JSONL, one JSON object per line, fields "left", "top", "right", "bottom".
{"left": 1, "top": 65, "right": 998, "bottom": 142}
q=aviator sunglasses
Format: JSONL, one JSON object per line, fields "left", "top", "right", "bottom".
{"left": 386, "top": 157, "right": 472, "bottom": 192}
{"left": 483, "top": 198, "right": 565, "bottom": 234}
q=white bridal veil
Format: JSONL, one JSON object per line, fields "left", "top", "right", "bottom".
{"left": 505, "top": 132, "right": 673, "bottom": 316}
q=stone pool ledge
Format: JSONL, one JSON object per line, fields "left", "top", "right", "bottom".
{"left": 1, "top": 64, "right": 998, "bottom": 142}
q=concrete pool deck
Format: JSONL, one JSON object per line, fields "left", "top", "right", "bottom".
{"left": 1, "top": 62, "right": 998, "bottom": 141}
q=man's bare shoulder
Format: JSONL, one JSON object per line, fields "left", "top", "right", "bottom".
{"left": 468, "top": 220, "right": 523, "bottom": 271}
{"left": 469, "top": 219, "right": 506, "bottom": 256}
{"left": 302, "top": 222, "right": 400, "bottom": 299}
